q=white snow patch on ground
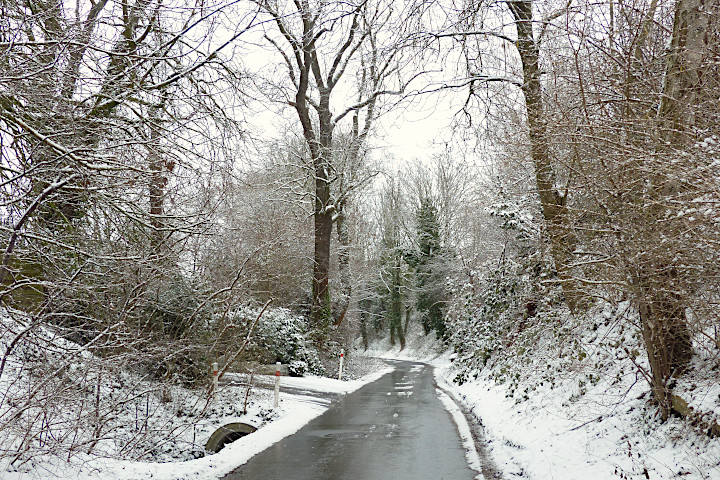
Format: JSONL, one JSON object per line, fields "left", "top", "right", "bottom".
{"left": 433, "top": 354, "right": 720, "bottom": 480}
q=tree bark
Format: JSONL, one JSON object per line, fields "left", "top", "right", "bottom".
{"left": 634, "top": 0, "right": 718, "bottom": 420}
{"left": 309, "top": 88, "right": 335, "bottom": 332}
{"left": 391, "top": 261, "right": 405, "bottom": 350}
{"left": 507, "top": 0, "right": 581, "bottom": 312}
{"left": 359, "top": 306, "right": 369, "bottom": 350}
{"left": 634, "top": 268, "right": 693, "bottom": 419}
{"left": 659, "top": 0, "right": 720, "bottom": 137}
{"left": 148, "top": 104, "right": 169, "bottom": 253}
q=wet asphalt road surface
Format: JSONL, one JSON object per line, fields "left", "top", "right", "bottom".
{"left": 223, "top": 360, "right": 478, "bottom": 480}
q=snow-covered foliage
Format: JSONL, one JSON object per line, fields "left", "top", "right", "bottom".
{"left": 445, "top": 203, "right": 561, "bottom": 389}
{"left": 485, "top": 201, "right": 538, "bottom": 248}
{"left": 0, "top": 303, "right": 329, "bottom": 473}
{"left": 235, "top": 306, "right": 324, "bottom": 377}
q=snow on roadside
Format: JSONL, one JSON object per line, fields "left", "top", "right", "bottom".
{"left": 233, "top": 372, "right": 384, "bottom": 396}
{"left": 433, "top": 353, "right": 720, "bottom": 480}
{"left": 436, "top": 389, "right": 484, "bottom": 479}
{"left": 1, "top": 368, "right": 391, "bottom": 480}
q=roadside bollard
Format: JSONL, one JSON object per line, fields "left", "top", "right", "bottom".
{"left": 274, "top": 361, "right": 281, "bottom": 408}
{"left": 338, "top": 349, "right": 344, "bottom": 381}
{"left": 212, "top": 362, "right": 219, "bottom": 398}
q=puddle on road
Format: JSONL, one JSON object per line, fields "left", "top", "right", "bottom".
{"left": 310, "top": 429, "right": 367, "bottom": 440}
{"left": 307, "top": 422, "right": 404, "bottom": 441}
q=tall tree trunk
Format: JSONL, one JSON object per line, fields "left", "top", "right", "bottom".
{"left": 287, "top": 4, "right": 337, "bottom": 332}
{"left": 359, "top": 306, "right": 369, "bottom": 350}
{"left": 404, "top": 305, "right": 411, "bottom": 335}
{"left": 393, "top": 263, "right": 405, "bottom": 350}
{"left": 148, "top": 107, "right": 167, "bottom": 253}
{"left": 310, "top": 98, "right": 334, "bottom": 329}
{"left": 312, "top": 192, "right": 333, "bottom": 330}
{"left": 387, "top": 256, "right": 405, "bottom": 349}
{"left": 634, "top": 0, "right": 717, "bottom": 420}
{"left": 390, "top": 308, "right": 396, "bottom": 346}
{"left": 507, "top": 0, "right": 581, "bottom": 312}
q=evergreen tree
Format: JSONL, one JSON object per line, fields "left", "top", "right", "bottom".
{"left": 412, "top": 198, "right": 448, "bottom": 338}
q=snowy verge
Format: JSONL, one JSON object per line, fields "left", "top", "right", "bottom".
{"left": 430, "top": 320, "right": 720, "bottom": 480}
{"left": 436, "top": 388, "right": 484, "bottom": 480}
{"left": 432, "top": 358, "right": 720, "bottom": 480}
{"left": 2, "top": 369, "right": 391, "bottom": 480}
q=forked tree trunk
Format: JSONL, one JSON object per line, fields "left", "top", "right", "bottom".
{"left": 507, "top": 0, "right": 582, "bottom": 312}
{"left": 289, "top": 9, "right": 335, "bottom": 331}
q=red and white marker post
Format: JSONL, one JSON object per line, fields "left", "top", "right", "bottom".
{"left": 338, "top": 349, "right": 345, "bottom": 381}
{"left": 212, "top": 362, "right": 219, "bottom": 399}
{"left": 273, "top": 361, "right": 281, "bottom": 408}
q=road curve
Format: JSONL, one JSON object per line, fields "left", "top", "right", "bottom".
{"left": 223, "top": 360, "right": 479, "bottom": 480}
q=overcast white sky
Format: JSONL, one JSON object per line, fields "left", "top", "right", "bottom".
{"left": 373, "top": 87, "right": 466, "bottom": 163}
{"left": 230, "top": 1, "right": 473, "bottom": 169}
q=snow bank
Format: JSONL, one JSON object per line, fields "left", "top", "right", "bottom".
{"left": 435, "top": 354, "right": 720, "bottom": 480}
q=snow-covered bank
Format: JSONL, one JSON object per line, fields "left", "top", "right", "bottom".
{"left": 369, "top": 322, "right": 720, "bottom": 480}
{"left": 433, "top": 355, "right": 719, "bottom": 480}
{"left": 1, "top": 368, "right": 390, "bottom": 480}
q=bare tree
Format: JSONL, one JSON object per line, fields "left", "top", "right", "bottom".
{"left": 628, "top": 0, "right": 719, "bottom": 419}
{"left": 524, "top": 0, "right": 720, "bottom": 419}
{"left": 434, "top": 0, "right": 719, "bottom": 422}
{"left": 250, "top": 0, "right": 411, "bottom": 331}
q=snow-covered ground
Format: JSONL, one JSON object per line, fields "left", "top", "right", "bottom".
{"left": 368, "top": 322, "right": 720, "bottom": 480}
{"left": 1, "top": 368, "right": 391, "bottom": 480}
{"left": 5, "top": 311, "right": 718, "bottom": 480}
